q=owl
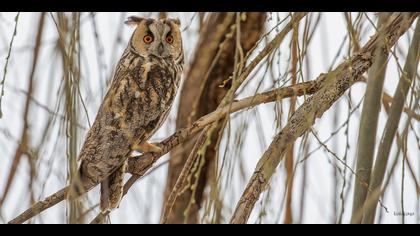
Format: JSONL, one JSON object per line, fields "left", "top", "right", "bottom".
{"left": 74, "top": 16, "right": 184, "bottom": 213}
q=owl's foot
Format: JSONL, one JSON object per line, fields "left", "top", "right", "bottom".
{"left": 132, "top": 142, "right": 162, "bottom": 154}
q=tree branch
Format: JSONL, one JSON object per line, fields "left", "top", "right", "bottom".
{"left": 8, "top": 187, "right": 68, "bottom": 224}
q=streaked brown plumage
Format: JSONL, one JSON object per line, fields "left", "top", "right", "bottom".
{"left": 75, "top": 17, "right": 184, "bottom": 212}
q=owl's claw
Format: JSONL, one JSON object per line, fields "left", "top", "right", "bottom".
{"left": 132, "top": 142, "right": 162, "bottom": 154}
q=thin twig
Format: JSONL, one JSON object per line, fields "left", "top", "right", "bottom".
{"left": 0, "top": 12, "right": 20, "bottom": 118}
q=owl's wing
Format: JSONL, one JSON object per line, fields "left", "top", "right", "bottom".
{"left": 77, "top": 67, "right": 143, "bottom": 191}
{"left": 77, "top": 109, "right": 132, "bottom": 191}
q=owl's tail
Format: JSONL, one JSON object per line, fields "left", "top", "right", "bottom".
{"left": 100, "top": 160, "right": 128, "bottom": 213}
{"left": 67, "top": 168, "right": 87, "bottom": 199}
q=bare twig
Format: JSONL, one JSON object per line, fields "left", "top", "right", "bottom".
{"left": 160, "top": 129, "right": 208, "bottom": 224}
{"left": 0, "top": 12, "right": 19, "bottom": 119}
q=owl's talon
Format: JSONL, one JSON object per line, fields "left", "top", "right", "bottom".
{"left": 132, "top": 142, "right": 162, "bottom": 154}
{"left": 100, "top": 208, "right": 111, "bottom": 214}
{"left": 149, "top": 142, "right": 163, "bottom": 153}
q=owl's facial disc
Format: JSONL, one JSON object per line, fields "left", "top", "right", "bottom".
{"left": 146, "top": 22, "right": 172, "bottom": 57}
{"left": 131, "top": 18, "right": 183, "bottom": 60}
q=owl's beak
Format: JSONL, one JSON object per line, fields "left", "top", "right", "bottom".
{"left": 157, "top": 43, "right": 164, "bottom": 55}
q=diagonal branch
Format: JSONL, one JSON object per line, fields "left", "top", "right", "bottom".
{"left": 229, "top": 12, "right": 419, "bottom": 224}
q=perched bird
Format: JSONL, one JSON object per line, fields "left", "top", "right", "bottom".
{"left": 74, "top": 16, "right": 184, "bottom": 213}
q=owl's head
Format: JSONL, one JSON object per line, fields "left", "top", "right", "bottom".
{"left": 126, "top": 16, "right": 183, "bottom": 60}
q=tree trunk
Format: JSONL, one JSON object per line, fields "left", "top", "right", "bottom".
{"left": 162, "top": 12, "right": 266, "bottom": 223}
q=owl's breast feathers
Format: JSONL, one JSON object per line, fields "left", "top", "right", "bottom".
{"left": 78, "top": 49, "right": 183, "bottom": 191}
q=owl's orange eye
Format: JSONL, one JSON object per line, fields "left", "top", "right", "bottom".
{"left": 143, "top": 35, "right": 153, "bottom": 44}
{"left": 166, "top": 35, "right": 174, "bottom": 44}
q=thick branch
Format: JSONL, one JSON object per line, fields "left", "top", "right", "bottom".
{"left": 229, "top": 12, "right": 418, "bottom": 224}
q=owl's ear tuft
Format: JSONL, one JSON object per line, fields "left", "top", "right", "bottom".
{"left": 125, "top": 16, "right": 144, "bottom": 26}
{"left": 166, "top": 18, "right": 181, "bottom": 27}
{"left": 172, "top": 18, "right": 181, "bottom": 26}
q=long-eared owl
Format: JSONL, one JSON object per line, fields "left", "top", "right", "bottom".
{"left": 75, "top": 16, "right": 184, "bottom": 213}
